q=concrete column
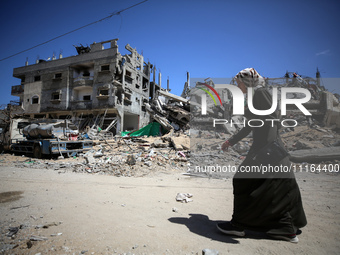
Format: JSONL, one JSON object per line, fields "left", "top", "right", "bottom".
{"left": 116, "top": 115, "right": 121, "bottom": 134}
{"left": 66, "top": 67, "right": 70, "bottom": 109}
{"left": 140, "top": 55, "right": 144, "bottom": 90}
{"left": 187, "top": 71, "right": 190, "bottom": 87}
{"left": 122, "top": 64, "right": 126, "bottom": 90}
{"left": 152, "top": 65, "right": 156, "bottom": 99}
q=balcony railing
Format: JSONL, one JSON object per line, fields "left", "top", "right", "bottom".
{"left": 70, "top": 100, "right": 92, "bottom": 110}
{"left": 73, "top": 76, "right": 94, "bottom": 87}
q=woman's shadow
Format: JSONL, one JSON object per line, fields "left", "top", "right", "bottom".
{"left": 168, "top": 213, "right": 268, "bottom": 243}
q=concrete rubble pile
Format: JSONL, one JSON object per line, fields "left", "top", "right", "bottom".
{"left": 144, "top": 89, "right": 190, "bottom": 132}
{"left": 187, "top": 72, "right": 340, "bottom": 178}
{"left": 189, "top": 123, "right": 340, "bottom": 178}
{"left": 0, "top": 84, "right": 193, "bottom": 177}
{"left": 1, "top": 133, "right": 190, "bottom": 177}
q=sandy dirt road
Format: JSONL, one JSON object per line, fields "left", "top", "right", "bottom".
{"left": 0, "top": 165, "right": 340, "bottom": 255}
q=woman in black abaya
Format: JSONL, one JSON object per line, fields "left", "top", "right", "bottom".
{"left": 218, "top": 68, "right": 307, "bottom": 243}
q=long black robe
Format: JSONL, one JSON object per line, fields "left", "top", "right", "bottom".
{"left": 228, "top": 87, "right": 307, "bottom": 235}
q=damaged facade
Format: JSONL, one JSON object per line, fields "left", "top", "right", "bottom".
{"left": 11, "top": 39, "right": 162, "bottom": 135}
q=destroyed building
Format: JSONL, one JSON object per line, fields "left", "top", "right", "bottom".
{"left": 189, "top": 70, "right": 340, "bottom": 133}
{"left": 10, "top": 39, "right": 162, "bottom": 135}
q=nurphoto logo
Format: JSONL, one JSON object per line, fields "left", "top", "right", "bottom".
{"left": 199, "top": 84, "right": 312, "bottom": 116}
{"left": 197, "top": 83, "right": 312, "bottom": 128}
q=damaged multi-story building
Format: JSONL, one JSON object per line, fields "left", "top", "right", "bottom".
{"left": 10, "top": 38, "right": 162, "bottom": 135}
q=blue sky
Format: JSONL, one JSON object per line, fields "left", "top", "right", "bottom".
{"left": 0, "top": 0, "right": 339, "bottom": 106}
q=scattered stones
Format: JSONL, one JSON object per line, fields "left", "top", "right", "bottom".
{"left": 144, "top": 161, "right": 152, "bottom": 167}
{"left": 152, "top": 139, "right": 168, "bottom": 148}
{"left": 50, "top": 233, "right": 63, "bottom": 236}
{"left": 0, "top": 243, "right": 19, "bottom": 251}
{"left": 6, "top": 226, "right": 19, "bottom": 237}
{"left": 29, "top": 235, "right": 48, "bottom": 241}
{"left": 293, "top": 141, "right": 312, "bottom": 150}
{"left": 35, "top": 222, "right": 62, "bottom": 229}
{"left": 26, "top": 240, "right": 33, "bottom": 249}
{"left": 126, "top": 154, "right": 136, "bottom": 165}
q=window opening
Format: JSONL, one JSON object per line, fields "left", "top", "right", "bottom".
{"left": 101, "top": 65, "right": 110, "bottom": 71}
{"left": 54, "top": 73, "right": 62, "bottom": 79}
{"left": 83, "top": 95, "right": 91, "bottom": 101}
{"left": 32, "top": 96, "right": 39, "bottom": 104}
{"left": 52, "top": 93, "right": 60, "bottom": 100}
{"left": 99, "top": 89, "right": 109, "bottom": 96}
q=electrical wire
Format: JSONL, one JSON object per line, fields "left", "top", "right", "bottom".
{"left": 115, "top": 13, "right": 123, "bottom": 38}
{"left": 0, "top": 0, "right": 148, "bottom": 62}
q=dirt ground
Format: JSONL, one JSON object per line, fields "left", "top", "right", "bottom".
{"left": 0, "top": 161, "right": 340, "bottom": 255}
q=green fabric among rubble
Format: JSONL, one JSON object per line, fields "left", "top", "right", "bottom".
{"left": 121, "top": 122, "right": 167, "bottom": 137}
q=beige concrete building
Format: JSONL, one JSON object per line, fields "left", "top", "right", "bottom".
{"left": 11, "top": 39, "right": 161, "bottom": 135}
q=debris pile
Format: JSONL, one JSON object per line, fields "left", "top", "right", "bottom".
{"left": 145, "top": 90, "right": 190, "bottom": 132}
{"left": 0, "top": 216, "right": 64, "bottom": 253}
{"left": 0, "top": 134, "right": 190, "bottom": 177}
{"left": 188, "top": 122, "right": 340, "bottom": 179}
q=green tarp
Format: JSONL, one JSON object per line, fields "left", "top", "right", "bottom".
{"left": 121, "top": 122, "right": 168, "bottom": 137}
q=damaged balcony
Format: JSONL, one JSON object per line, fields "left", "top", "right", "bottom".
{"left": 71, "top": 86, "right": 93, "bottom": 110}
{"left": 73, "top": 76, "right": 94, "bottom": 87}
{"left": 70, "top": 100, "right": 93, "bottom": 110}
{"left": 96, "top": 85, "right": 111, "bottom": 100}
{"left": 72, "top": 64, "right": 94, "bottom": 88}
{"left": 11, "top": 84, "right": 25, "bottom": 96}
{"left": 95, "top": 85, "right": 115, "bottom": 108}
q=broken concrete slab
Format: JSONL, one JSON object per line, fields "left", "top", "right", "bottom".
{"left": 293, "top": 141, "right": 313, "bottom": 150}
{"left": 289, "top": 147, "right": 340, "bottom": 163}
{"left": 151, "top": 139, "right": 168, "bottom": 148}
{"left": 158, "top": 90, "right": 189, "bottom": 104}
{"left": 84, "top": 152, "right": 96, "bottom": 164}
{"left": 144, "top": 161, "right": 152, "bottom": 167}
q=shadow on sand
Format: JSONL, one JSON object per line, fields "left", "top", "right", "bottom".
{"left": 168, "top": 213, "right": 270, "bottom": 244}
